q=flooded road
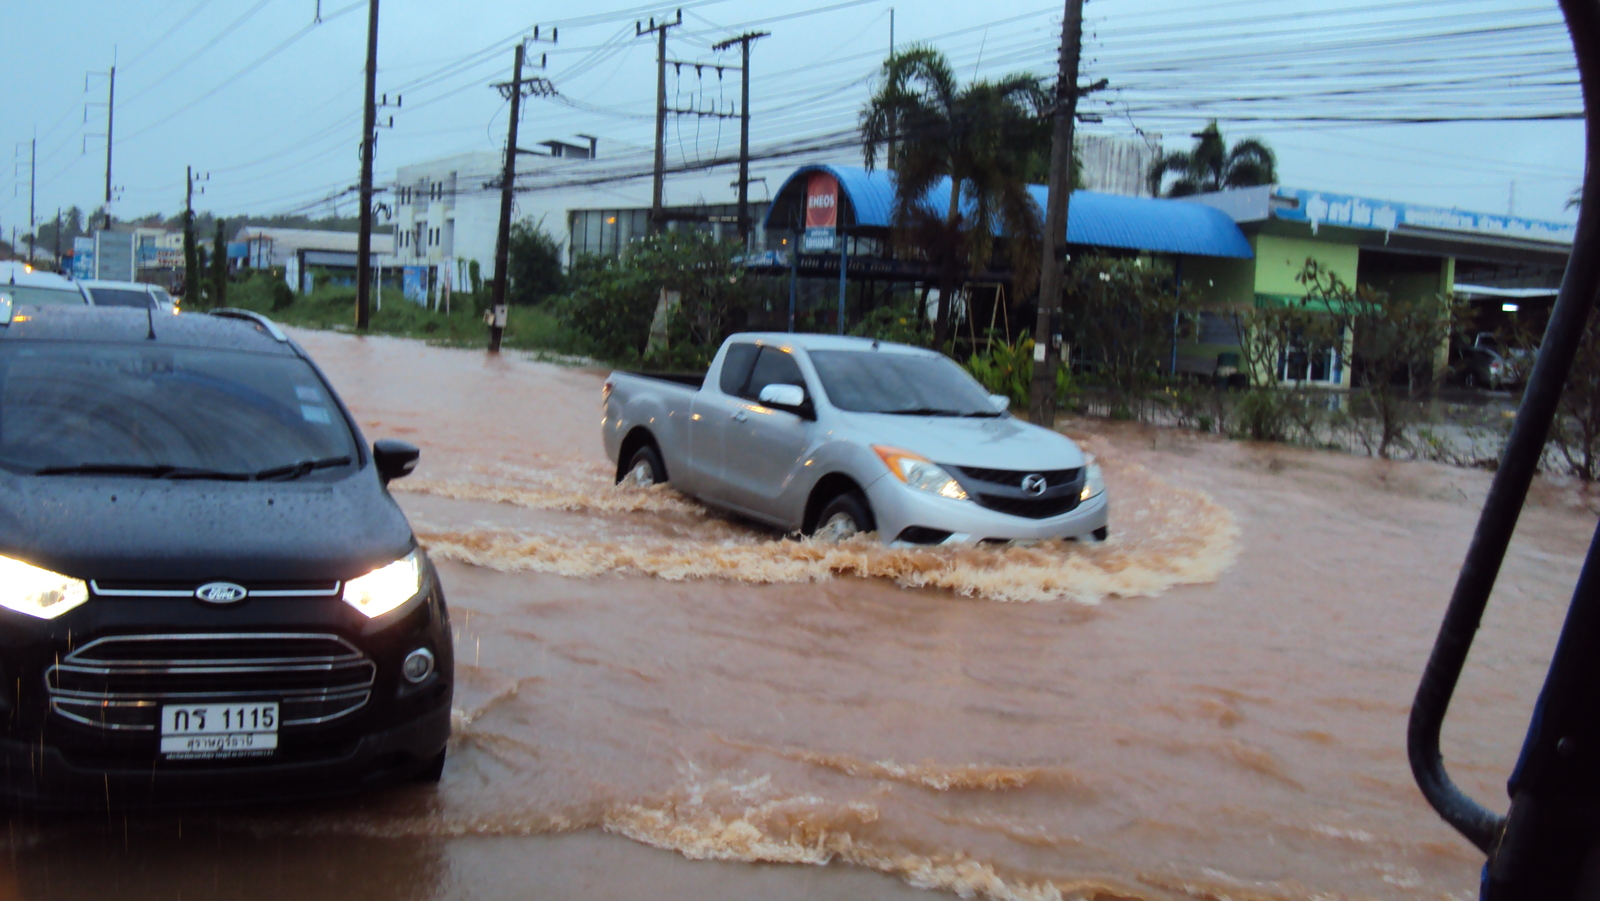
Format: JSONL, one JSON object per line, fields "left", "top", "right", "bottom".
{"left": 9, "top": 329, "right": 1595, "bottom": 900}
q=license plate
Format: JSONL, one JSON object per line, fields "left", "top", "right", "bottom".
{"left": 159, "top": 703, "right": 279, "bottom": 759}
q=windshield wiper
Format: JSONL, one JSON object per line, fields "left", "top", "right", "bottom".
{"left": 879, "top": 407, "right": 962, "bottom": 417}
{"left": 960, "top": 410, "right": 1004, "bottom": 418}
{"left": 251, "top": 455, "right": 353, "bottom": 481}
{"left": 33, "top": 463, "right": 249, "bottom": 480}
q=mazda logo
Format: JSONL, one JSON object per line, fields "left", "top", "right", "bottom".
{"left": 1020, "top": 474, "right": 1048, "bottom": 496}
{"left": 195, "top": 582, "right": 248, "bottom": 604}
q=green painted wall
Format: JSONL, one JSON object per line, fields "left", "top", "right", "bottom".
{"left": 1252, "top": 233, "right": 1360, "bottom": 298}
{"left": 1180, "top": 254, "right": 1254, "bottom": 308}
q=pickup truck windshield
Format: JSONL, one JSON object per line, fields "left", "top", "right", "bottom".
{"left": 0, "top": 343, "right": 358, "bottom": 479}
{"left": 809, "top": 349, "right": 1000, "bottom": 416}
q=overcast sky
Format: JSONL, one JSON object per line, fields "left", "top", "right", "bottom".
{"left": 1, "top": 0, "right": 1584, "bottom": 236}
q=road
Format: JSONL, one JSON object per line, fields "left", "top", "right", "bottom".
{"left": 3, "top": 328, "right": 1594, "bottom": 901}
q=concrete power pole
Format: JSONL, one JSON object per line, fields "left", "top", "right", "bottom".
{"left": 486, "top": 34, "right": 555, "bottom": 354}
{"left": 1027, "top": 0, "right": 1088, "bottom": 427}
{"left": 712, "top": 31, "right": 768, "bottom": 248}
{"left": 487, "top": 42, "right": 527, "bottom": 355}
{"left": 14, "top": 137, "right": 35, "bottom": 263}
{"left": 103, "top": 65, "right": 114, "bottom": 230}
{"left": 355, "top": 0, "right": 380, "bottom": 331}
{"left": 639, "top": 10, "right": 682, "bottom": 235}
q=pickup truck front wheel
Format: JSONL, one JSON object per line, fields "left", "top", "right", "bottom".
{"left": 813, "top": 492, "right": 874, "bottom": 542}
{"left": 622, "top": 445, "right": 666, "bottom": 487}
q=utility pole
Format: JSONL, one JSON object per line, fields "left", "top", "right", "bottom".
{"left": 887, "top": 8, "right": 896, "bottom": 169}
{"left": 639, "top": 10, "right": 682, "bottom": 235}
{"left": 52, "top": 209, "right": 61, "bottom": 266}
{"left": 712, "top": 31, "right": 768, "bottom": 248}
{"left": 487, "top": 33, "right": 557, "bottom": 354}
{"left": 84, "top": 59, "right": 116, "bottom": 230}
{"left": 355, "top": 0, "right": 380, "bottom": 331}
{"left": 103, "top": 64, "right": 114, "bottom": 229}
{"left": 1028, "top": 0, "right": 1088, "bottom": 428}
{"left": 183, "top": 166, "right": 207, "bottom": 305}
{"left": 14, "top": 137, "right": 35, "bottom": 263}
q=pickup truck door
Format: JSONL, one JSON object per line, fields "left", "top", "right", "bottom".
{"left": 685, "top": 342, "right": 759, "bottom": 502}
{"left": 720, "top": 346, "right": 815, "bottom": 525}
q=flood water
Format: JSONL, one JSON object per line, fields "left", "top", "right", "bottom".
{"left": 8, "top": 329, "right": 1596, "bottom": 901}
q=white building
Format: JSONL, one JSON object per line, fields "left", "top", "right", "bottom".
{"left": 384, "top": 137, "right": 795, "bottom": 304}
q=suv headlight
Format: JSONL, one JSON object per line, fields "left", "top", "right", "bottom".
{"left": 0, "top": 554, "right": 88, "bottom": 619}
{"left": 1080, "top": 459, "right": 1106, "bottom": 502}
{"left": 873, "top": 446, "right": 968, "bottom": 500}
{"left": 343, "top": 550, "right": 424, "bottom": 618}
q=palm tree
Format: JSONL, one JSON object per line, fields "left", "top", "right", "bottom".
{"left": 1147, "top": 120, "right": 1277, "bottom": 197}
{"left": 861, "top": 46, "right": 1045, "bottom": 347}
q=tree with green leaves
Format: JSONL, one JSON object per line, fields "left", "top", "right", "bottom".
{"left": 1147, "top": 120, "right": 1277, "bottom": 197}
{"left": 210, "top": 219, "right": 228, "bottom": 309}
{"left": 860, "top": 46, "right": 1046, "bottom": 347}
{"left": 507, "top": 221, "right": 566, "bottom": 306}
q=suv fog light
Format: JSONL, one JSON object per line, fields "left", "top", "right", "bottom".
{"left": 402, "top": 648, "right": 435, "bottom": 683}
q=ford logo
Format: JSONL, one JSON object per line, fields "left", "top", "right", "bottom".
{"left": 195, "top": 582, "right": 248, "bottom": 604}
{"left": 1021, "top": 474, "right": 1048, "bottom": 497}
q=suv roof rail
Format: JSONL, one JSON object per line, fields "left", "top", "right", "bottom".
{"left": 208, "top": 308, "right": 288, "bottom": 342}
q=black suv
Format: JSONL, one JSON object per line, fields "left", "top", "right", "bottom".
{"left": 0, "top": 302, "right": 452, "bottom": 806}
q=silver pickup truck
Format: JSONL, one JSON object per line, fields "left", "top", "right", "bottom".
{"left": 601, "top": 333, "right": 1108, "bottom": 545}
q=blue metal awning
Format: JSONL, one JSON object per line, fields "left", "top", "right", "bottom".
{"left": 764, "top": 164, "right": 1254, "bottom": 259}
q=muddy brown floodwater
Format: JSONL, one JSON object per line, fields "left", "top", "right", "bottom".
{"left": 4, "top": 329, "right": 1596, "bottom": 901}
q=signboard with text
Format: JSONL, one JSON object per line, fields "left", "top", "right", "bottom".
{"left": 803, "top": 170, "right": 839, "bottom": 252}
{"left": 1276, "top": 188, "right": 1576, "bottom": 245}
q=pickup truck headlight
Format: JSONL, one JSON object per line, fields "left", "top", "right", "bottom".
{"left": 1080, "top": 459, "right": 1106, "bottom": 502}
{"left": 873, "top": 446, "right": 968, "bottom": 501}
{"left": 343, "top": 550, "right": 424, "bottom": 618}
{"left": 0, "top": 554, "right": 88, "bottom": 619}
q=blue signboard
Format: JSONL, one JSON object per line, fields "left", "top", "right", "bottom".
{"left": 402, "top": 266, "right": 428, "bottom": 305}
{"left": 802, "top": 226, "right": 837, "bottom": 253}
{"left": 71, "top": 237, "right": 95, "bottom": 280}
{"left": 1276, "top": 188, "right": 1576, "bottom": 244}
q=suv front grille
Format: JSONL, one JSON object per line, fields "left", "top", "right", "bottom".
{"left": 47, "top": 633, "right": 375, "bottom": 732}
{"left": 89, "top": 579, "right": 341, "bottom": 598}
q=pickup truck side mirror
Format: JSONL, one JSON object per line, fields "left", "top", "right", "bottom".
{"left": 373, "top": 439, "right": 421, "bottom": 484}
{"left": 758, "top": 383, "right": 807, "bottom": 408}
{"left": 989, "top": 394, "right": 1011, "bottom": 412}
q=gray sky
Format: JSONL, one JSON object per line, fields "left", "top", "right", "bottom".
{"left": 1, "top": 0, "right": 1584, "bottom": 235}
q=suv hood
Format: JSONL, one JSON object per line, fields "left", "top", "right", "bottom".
{"left": 0, "top": 473, "right": 414, "bottom": 582}
{"left": 840, "top": 412, "right": 1086, "bottom": 471}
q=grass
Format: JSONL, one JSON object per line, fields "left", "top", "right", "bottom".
{"left": 220, "top": 271, "right": 595, "bottom": 361}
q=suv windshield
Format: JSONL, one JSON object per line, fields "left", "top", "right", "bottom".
{"left": 0, "top": 343, "right": 357, "bottom": 479}
{"left": 87, "top": 287, "right": 156, "bottom": 309}
{"left": 3, "top": 285, "right": 85, "bottom": 307}
{"left": 809, "top": 349, "right": 1001, "bottom": 416}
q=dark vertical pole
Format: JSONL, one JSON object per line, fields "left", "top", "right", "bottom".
{"left": 737, "top": 38, "right": 751, "bottom": 247}
{"left": 837, "top": 231, "right": 848, "bottom": 334}
{"left": 103, "top": 66, "right": 115, "bottom": 229}
{"left": 788, "top": 236, "right": 798, "bottom": 332}
{"left": 887, "top": 8, "right": 896, "bottom": 170}
{"left": 355, "top": 0, "right": 380, "bottom": 331}
{"left": 650, "top": 26, "right": 668, "bottom": 235}
{"left": 1027, "top": 0, "right": 1086, "bottom": 427}
{"left": 488, "top": 41, "right": 526, "bottom": 355}
{"left": 27, "top": 137, "right": 36, "bottom": 264}
{"left": 52, "top": 208, "right": 60, "bottom": 268}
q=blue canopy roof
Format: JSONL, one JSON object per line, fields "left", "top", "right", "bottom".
{"left": 765, "top": 164, "right": 1253, "bottom": 260}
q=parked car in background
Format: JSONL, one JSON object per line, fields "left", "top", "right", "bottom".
{"left": 1462, "top": 332, "right": 1533, "bottom": 390}
{"left": 602, "top": 334, "right": 1109, "bottom": 546}
{"left": 79, "top": 279, "right": 177, "bottom": 313}
{"left": 0, "top": 304, "right": 451, "bottom": 806}
{"left": 0, "top": 262, "right": 89, "bottom": 307}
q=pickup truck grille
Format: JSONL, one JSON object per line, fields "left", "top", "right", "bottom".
{"left": 951, "top": 466, "right": 1080, "bottom": 489}
{"left": 46, "top": 633, "right": 375, "bottom": 731}
{"left": 974, "top": 493, "right": 1081, "bottom": 519}
{"left": 950, "top": 465, "right": 1084, "bottom": 520}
